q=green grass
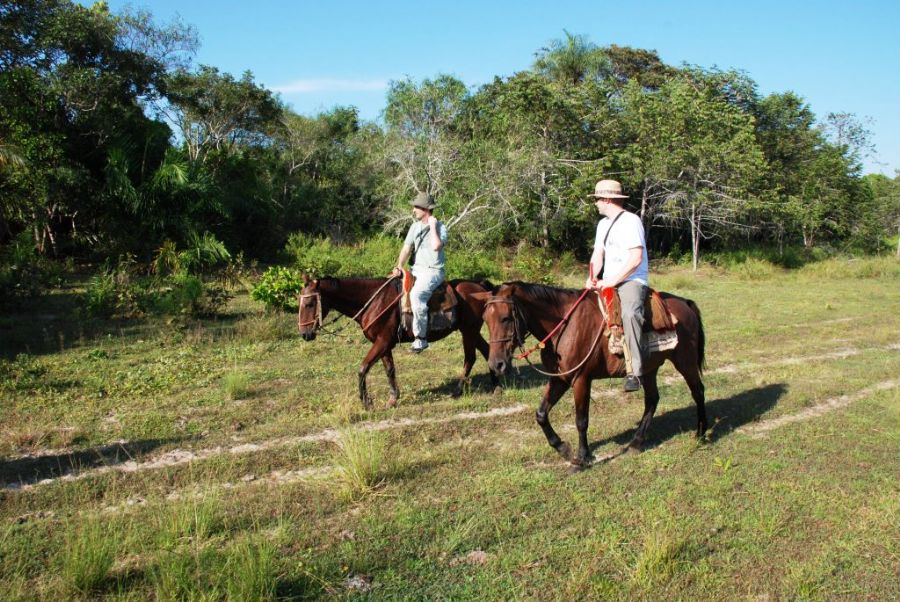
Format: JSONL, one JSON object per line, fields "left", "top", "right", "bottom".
{"left": 0, "top": 257, "right": 898, "bottom": 600}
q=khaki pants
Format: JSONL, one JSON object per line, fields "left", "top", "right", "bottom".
{"left": 618, "top": 280, "right": 648, "bottom": 376}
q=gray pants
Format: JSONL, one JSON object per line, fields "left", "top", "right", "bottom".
{"left": 618, "top": 280, "right": 649, "bottom": 376}
{"left": 410, "top": 268, "right": 444, "bottom": 340}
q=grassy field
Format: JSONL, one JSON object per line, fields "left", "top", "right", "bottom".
{"left": 1, "top": 258, "right": 898, "bottom": 600}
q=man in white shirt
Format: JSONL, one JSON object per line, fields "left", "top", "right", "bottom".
{"left": 392, "top": 191, "right": 449, "bottom": 353}
{"left": 584, "top": 180, "right": 649, "bottom": 392}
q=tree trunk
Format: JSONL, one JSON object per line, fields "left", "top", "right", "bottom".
{"left": 691, "top": 202, "right": 700, "bottom": 272}
{"left": 640, "top": 184, "right": 648, "bottom": 221}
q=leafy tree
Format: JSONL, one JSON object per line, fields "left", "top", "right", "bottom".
{"left": 162, "top": 65, "right": 282, "bottom": 165}
{"left": 532, "top": 30, "right": 608, "bottom": 86}
{"left": 619, "top": 77, "right": 766, "bottom": 269}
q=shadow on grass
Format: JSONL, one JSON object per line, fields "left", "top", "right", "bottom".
{"left": 426, "top": 366, "right": 548, "bottom": 398}
{"left": 588, "top": 383, "right": 787, "bottom": 453}
{"left": 0, "top": 437, "right": 187, "bottom": 488}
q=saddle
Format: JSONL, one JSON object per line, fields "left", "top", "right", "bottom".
{"left": 399, "top": 270, "right": 458, "bottom": 336}
{"left": 597, "top": 287, "right": 679, "bottom": 357}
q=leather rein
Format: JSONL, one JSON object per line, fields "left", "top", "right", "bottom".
{"left": 485, "top": 291, "right": 605, "bottom": 378}
{"left": 298, "top": 275, "right": 401, "bottom": 336}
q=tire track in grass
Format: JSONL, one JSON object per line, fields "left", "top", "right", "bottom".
{"left": 738, "top": 380, "right": 897, "bottom": 438}
{"left": 6, "top": 343, "right": 898, "bottom": 490}
{"left": 2, "top": 405, "right": 528, "bottom": 491}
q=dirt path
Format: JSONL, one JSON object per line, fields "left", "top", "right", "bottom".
{"left": 5, "top": 342, "right": 897, "bottom": 491}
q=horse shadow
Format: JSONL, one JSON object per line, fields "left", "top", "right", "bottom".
{"left": 427, "top": 365, "right": 550, "bottom": 398}
{"left": 589, "top": 383, "right": 787, "bottom": 453}
{"left": 0, "top": 437, "right": 186, "bottom": 488}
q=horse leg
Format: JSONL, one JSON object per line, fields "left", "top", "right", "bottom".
{"left": 672, "top": 354, "right": 708, "bottom": 439}
{"left": 572, "top": 375, "right": 594, "bottom": 467}
{"left": 536, "top": 377, "right": 572, "bottom": 460}
{"left": 628, "top": 370, "right": 660, "bottom": 452}
{"left": 453, "top": 330, "right": 479, "bottom": 398}
{"left": 358, "top": 342, "right": 386, "bottom": 410}
{"left": 381, "top": 350, "right": 399, "bottom": 407}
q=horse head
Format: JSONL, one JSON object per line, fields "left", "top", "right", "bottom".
{"left": 298, "top": 275, "right": 330, "bottom": 341}
{"left": 474, "top": 283, "right": 526, "bottom": 376}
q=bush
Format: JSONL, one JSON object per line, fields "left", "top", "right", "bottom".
{"left": 0, "top": 232, "right": 64, "bottom": 303}
{"left": 251, "top": 266, "right": 304, "bottom": 312}
{"left": 446, "top": 246, "right": 502, "bottom": 281}
{"left": 83, "top": 256, "right": 145, "bottom": 318}
{"left": 509, "top": 243, "right": 557, "bottom": 284}
{"left": 286, "top": 233, "right": 396, "bottom": 277}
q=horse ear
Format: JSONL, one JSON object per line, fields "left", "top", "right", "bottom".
{"left": 470, "top": 292, "right": 492, "bottom": 302}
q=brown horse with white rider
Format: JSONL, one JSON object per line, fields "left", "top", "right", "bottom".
{"left": 298, "top": 275, "right": 499, "bottom": 409}
{"left": 474, "top": 281, "right": 707, "bottom": 467}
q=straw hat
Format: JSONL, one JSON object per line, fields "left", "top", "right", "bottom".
{"left": 587, "top": 179, "right": 628, "bottom": 199}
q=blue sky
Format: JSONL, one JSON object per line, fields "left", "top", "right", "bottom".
{"left": 101, "top": 0, "right": 898, "bottom": 175}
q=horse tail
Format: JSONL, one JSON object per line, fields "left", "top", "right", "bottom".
{"left": 685, "top": 298, "right": 706, "bottom": 375}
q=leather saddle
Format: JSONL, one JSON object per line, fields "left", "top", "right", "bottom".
{"left": 597, "top": 287, "right": 678, "bottom": 356}
{"left": 399, "top": 270, "right": 458, "bottom": 336}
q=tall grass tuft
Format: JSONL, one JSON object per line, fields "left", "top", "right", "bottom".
{"left": 333, "top": 428, "right": 390, "bottom": 501}
{"left": 59, "top": 518, "right": 118, "bottom": 596}
{"left": 157, "top": 497, "right": 222, "bottom": 548}
{"left": 222, "top": 371, "right": 251, "bottom": 400}
{"left": 632, "top": 522, "right": 691, "bottom": 588}
{"left": 222, "top": 538, "right": 278, "bottom": 601}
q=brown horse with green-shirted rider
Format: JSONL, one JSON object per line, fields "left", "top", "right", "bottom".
{"left": 298, "top": 275, "right": 500, "bottom": 409}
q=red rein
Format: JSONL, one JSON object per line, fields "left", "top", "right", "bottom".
{"left": 516, "top": 286, "right": 594, "bottom": 360}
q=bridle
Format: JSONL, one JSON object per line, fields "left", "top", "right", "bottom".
{"left": 298, "top": 292, "right": 322, "bottom": 329}
{"left": 484, "top": 297, "right": 527, "bottom": 347}
{"left": 484, "top": 290, "right": 605, "bottom": 379}
{"left": 298, "top": 275, "right": 401, "bottom": 336}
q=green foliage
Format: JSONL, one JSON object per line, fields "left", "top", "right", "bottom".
{"left": 0, "top": 232, "right": 63, "bottom": 303}
{"left": 59, "top": 518, "right": 118, "bottom": 596}
{"left": 222, "top": 371, "right": 251, "bottom": 400}
{"left": 285, "top": 233, "right": 397, "bottom": 277}
{"left": 445, "top": 247, "right": 502, "bottom": 281}
{"left": 333, "top": 428, "right": 391, "bottom": 501}
{"left": 510, "top": 244, "right": 559, "bottom": 284}
{"left": 251, "top": 266, "right": 304, "bottom": 312}
{"left": 83, "top": 256, "right": 145, "bottom": 318}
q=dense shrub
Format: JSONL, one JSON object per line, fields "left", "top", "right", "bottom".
{"left": 251, "top": 266, "right": 303, "bottom": 312}
{"left": 0, "top": 232, "right": 64, "bottom": 303}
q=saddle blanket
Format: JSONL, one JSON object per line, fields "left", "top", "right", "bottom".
{"left": 607, "top": 328, "right": 679, "bottom": 355}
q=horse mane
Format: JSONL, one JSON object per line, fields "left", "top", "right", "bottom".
{"left": 505, "top": 281, "right": 581, "bottom": 307}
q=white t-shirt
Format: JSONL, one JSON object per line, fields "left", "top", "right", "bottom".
{"left": 594, "top": 211, "right": 649, "bottom": 285}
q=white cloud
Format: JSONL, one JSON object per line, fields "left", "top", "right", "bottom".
{"left": 272, "top": 78, "right": 389, "bottom": 94}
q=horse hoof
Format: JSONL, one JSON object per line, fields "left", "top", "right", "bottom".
{"left": 625, "top": 441, "right": 643, "bottom": 454}
{"left": 556, "top": 442, "right": 573, "bottom": 461}
{"left": 451, "top": 388, "right": 463, "bottom": 399}
{"left": 386, "top": 397, "right": 398, "bottom": 408}
{"left": 492, "top": 386, "right": 503, "bottom": 396}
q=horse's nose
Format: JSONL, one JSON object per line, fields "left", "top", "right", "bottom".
{"left": 490, "top": 358, "right": 507, "bottom": 375}
{"left": 301, "top": 331, "right": 316, "bottom": 342}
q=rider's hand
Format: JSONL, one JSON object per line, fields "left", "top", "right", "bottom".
{"left": 391, "top": 266, "right": 402, "bottom": 277}
{"left": 585, "top": 277, "right": 598, "bottom": 290}
{"left": 427, "top": 215, "right": 437, "bottom": 227}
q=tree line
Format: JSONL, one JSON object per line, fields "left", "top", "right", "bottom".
{"left": 2, "top": 3, "right": 899, "bottom": 275}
